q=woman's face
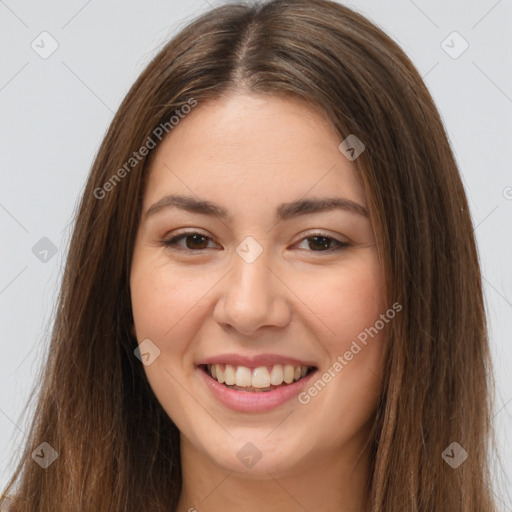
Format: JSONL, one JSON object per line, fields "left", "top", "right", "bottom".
{"left": 130, "top": 92, "right": 388, "bottom": 477}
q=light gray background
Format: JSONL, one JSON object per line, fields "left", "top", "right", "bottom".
{"left": 1, "top": 0, "right": 511, "bottom": 506}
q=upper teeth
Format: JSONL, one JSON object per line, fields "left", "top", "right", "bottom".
{"left": 207, "top": 364, "right": 309, "bottom": 388}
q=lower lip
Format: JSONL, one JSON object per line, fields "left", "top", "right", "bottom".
{"left": 197, "top": 366, "right": 317, "bottom": 412}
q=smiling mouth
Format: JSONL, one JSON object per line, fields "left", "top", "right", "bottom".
{"left": 200, "top": 363, "right": 317, "bottom": 392}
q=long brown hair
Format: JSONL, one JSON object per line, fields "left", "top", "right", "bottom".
{"left": 1, "top": 0, "right": 497, "bottom": 510}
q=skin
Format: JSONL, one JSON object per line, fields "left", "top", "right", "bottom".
{"left": 130, "top": 92, "right": 388, "bottom": 512}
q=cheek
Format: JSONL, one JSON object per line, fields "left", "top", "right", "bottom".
{"left": 296, "top": 253, "right": 387, "bottom": 424}
{"left": 130, "top": 253, "right": 203, "bottom": 342}
{"left": 129, "top": 256, "right": 204, "bottom": 408}
{"left": 304, "top": 252, "right": 386, "bottom": 345}
{"left": 130, "top": 255, "right": 205, "bottom": 425}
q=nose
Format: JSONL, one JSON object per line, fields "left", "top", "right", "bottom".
{"left": 213, "top": 246, "right": 291, "bottom": 335}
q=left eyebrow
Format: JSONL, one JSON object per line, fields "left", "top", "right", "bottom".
{"left": 277, "top": 197, "right": 369, "bottom": 220}
{"left": 144, "top": 194, "right": 369, "bottom": 221}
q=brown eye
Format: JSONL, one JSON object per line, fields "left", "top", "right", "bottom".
{"left": 296, "top": 234, "right": 350, "bottom": 252}
{"left": 183, "top": 234, "right": 209, "bottom": 250}
{"left": 307, "top": 236, "right": 334, "bottom": 251}
{"left": 163, "top": 232, "right": 216, "bottom": 251}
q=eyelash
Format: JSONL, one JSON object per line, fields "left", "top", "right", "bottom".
{"left": 161, "top": 231, "right": 350, "bottom": 254}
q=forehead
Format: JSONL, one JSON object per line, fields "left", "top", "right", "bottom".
{"left": 143, "top": 92, "right": 366, "bottom": 209}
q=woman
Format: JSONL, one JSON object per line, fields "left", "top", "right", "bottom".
{"left": 0, "top": 0, "right": 498, "bottom": 510}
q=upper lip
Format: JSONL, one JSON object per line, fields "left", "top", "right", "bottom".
{"left": 197, "top": 353, "right": 318, "bottom": 368}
